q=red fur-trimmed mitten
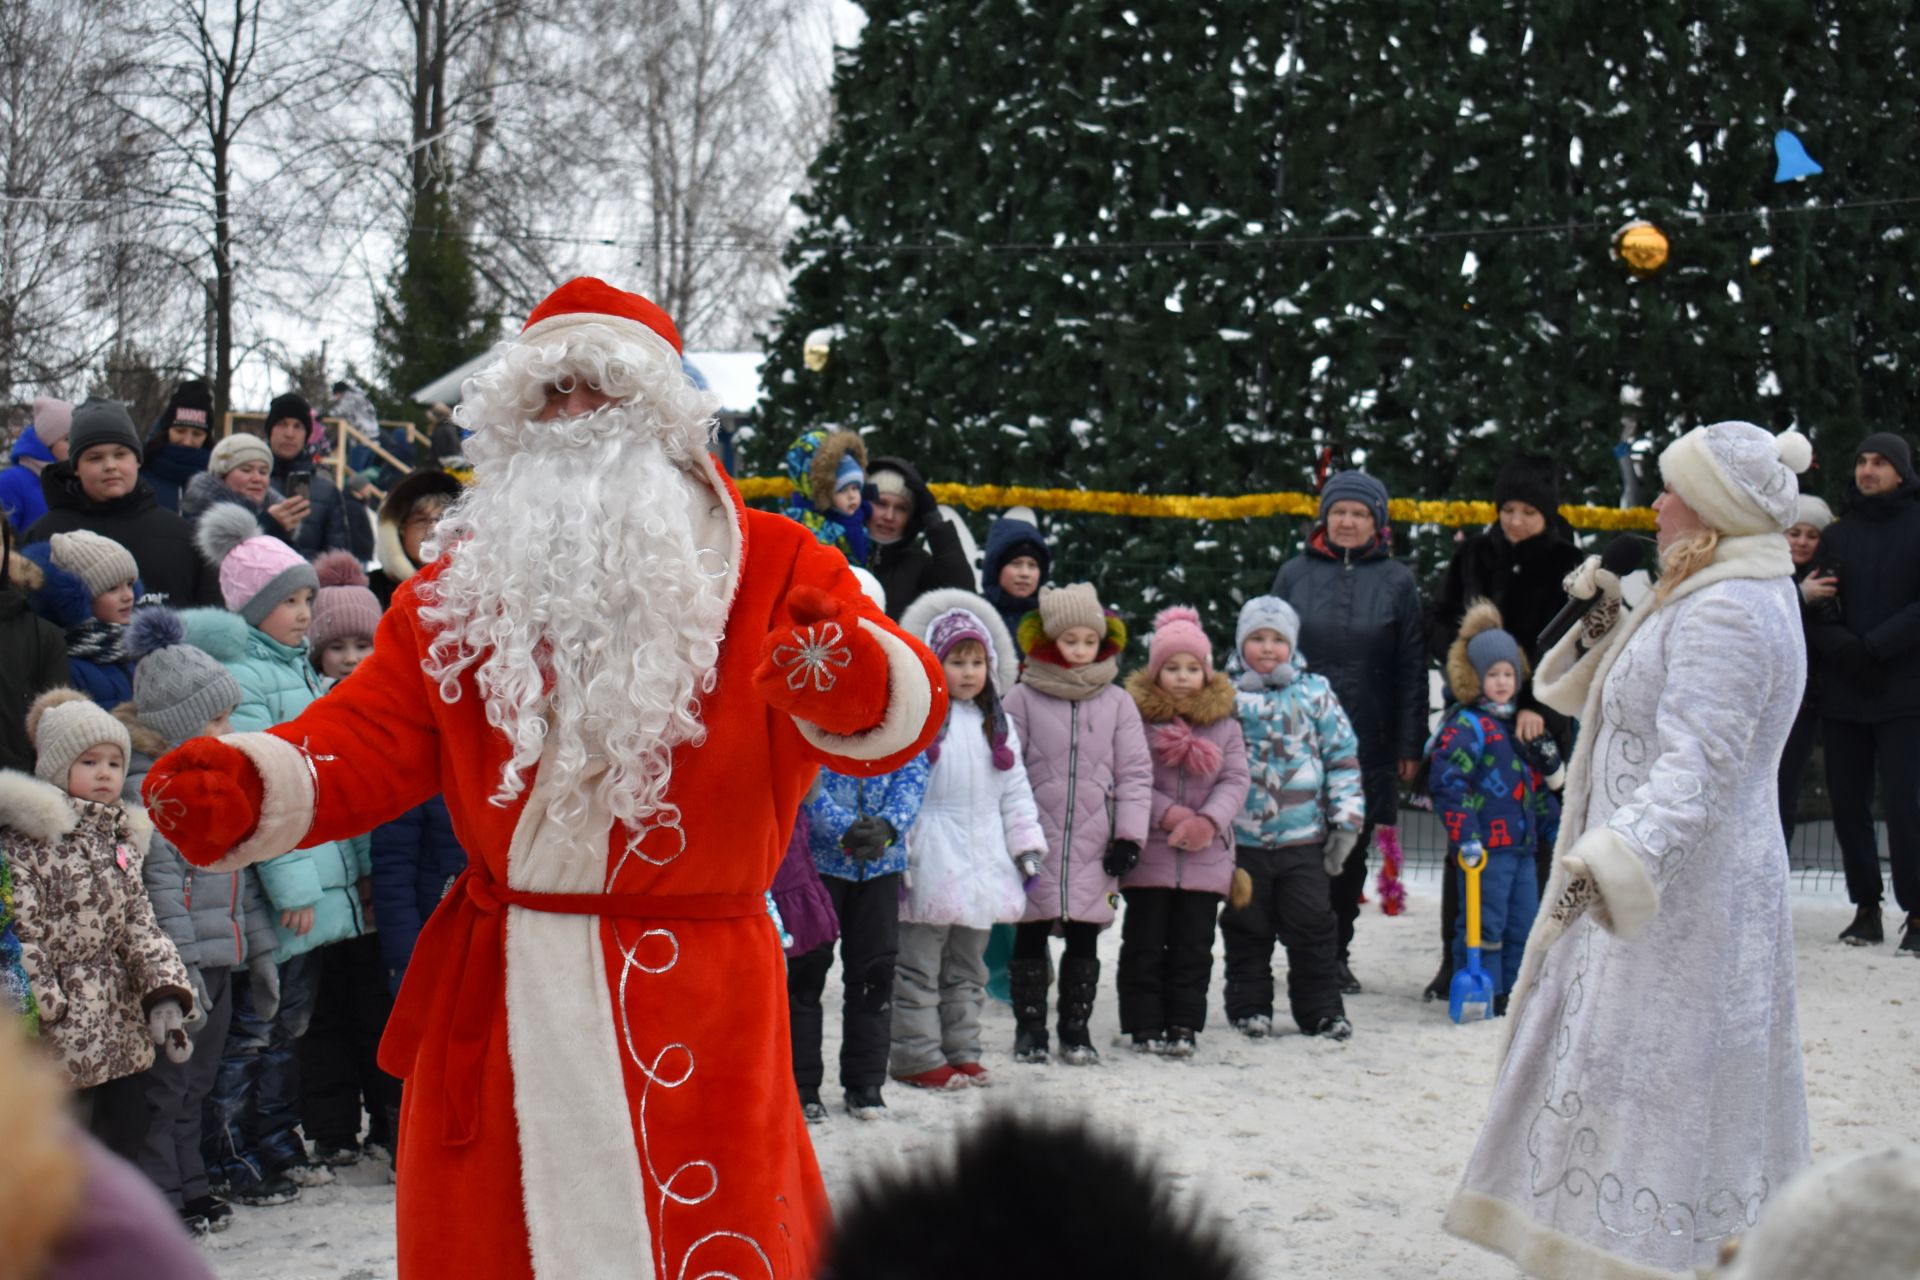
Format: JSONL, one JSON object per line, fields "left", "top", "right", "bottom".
{"left": 142, "top": 738, "right": 265, "bottom": 866}
{"left": 754, "top": 585, "right": 891, "bottom": 737}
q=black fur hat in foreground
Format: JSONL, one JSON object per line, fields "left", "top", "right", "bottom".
{"left": 819, "top": 1112, "right": 1249, "bottom": 1280}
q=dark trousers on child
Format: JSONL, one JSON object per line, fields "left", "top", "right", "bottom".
{"left": 1823, "top": 716, "right": 1920, "bottom": 914}
{"left": 138, "top": 965, "right": 233, "bottom": 1208}
{"left": 205, "top": 949, "right": 320, "bottom": 1186}
{"left": 788, "top": 873, "right": 901, "bottom": 1092}
{"left": 302, "top": 932, "right": 401, "bottom": 1152}
{"left": 1116, "top": 888, "right": 1221, "bottom": 1036}
{"left": 1221, "top": 844, "right": 1344, "bottom": 1032}
{"left": 77, "top": 1072, "right": 153, "bottom": 1163}
{"left": 1777, "top": 705, "right": 1819, "bottom": 846}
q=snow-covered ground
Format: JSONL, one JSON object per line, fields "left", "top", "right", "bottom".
{"left": 203, "top": 874, "right": 1917, "bottom": 1279}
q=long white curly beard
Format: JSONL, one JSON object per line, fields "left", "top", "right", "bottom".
{"left": 416, "top": 327, "right": 730, "bottom": 846}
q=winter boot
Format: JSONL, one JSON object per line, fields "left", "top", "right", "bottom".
{"left": 1900, "top": 915, "right": 1920, "bottom": 958}
{"left": 1230, "top": 1014, "right": 1271, "bottom": 1039}
{"left": 1057, "top": 956, "right": 1102, "bottom": 1066}
{"left": 844, "top": 1086, "right": 887, "bottom": 1120}
{"left": 1163, "top": 1027, "right": 1197, "bottom": 1058}
{"left": 1840, "top": 904, "right": 1884, "bottom": 946}
{"left": 1310, "top": 1015, "right": 1353, "bottom": 1042}
{"left": 1337, "top": 959, "right": 1363, "bottom": 996}
{"left": 1422, "top": 952, "right": 1453, "bottom": 1003}
{"left": 183, "top": 1195, "right": 233, "bottom": 1234}
{"left": 798, "top": 1086, "right": 827, "bottom": 1124}
{"left": 1009, "top": 958, "right": 1052, "bottom": 1064}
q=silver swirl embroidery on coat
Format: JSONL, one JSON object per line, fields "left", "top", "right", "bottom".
{"left": 613, "top": 922, "right": 774, "bottom": 1280}
{"left": 1526, "top": 896, "right": 1766, "bottom": 1243}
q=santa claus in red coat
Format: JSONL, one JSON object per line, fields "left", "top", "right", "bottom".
{"left": 142, "top": 278, "right": 946, "bottom": 1280}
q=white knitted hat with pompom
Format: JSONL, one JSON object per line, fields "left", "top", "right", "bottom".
{"left": 1658, "top": 421, "right": 1810, "bottom": 536}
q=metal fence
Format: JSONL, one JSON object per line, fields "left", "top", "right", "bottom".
{"left": 1389, "top": 804, "right": 1883, "bottom": 894}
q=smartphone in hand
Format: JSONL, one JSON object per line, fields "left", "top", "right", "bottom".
{"left": 285, "top": 469, "right": 314, "bottom": 503}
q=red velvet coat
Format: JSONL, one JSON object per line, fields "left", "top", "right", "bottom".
{"left": 231, "top": 457, "right": 943, "bottom": 1280}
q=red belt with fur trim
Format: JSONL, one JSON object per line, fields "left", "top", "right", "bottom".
{"left": 378, "top": 862, "right": 766, "bottom": 1145}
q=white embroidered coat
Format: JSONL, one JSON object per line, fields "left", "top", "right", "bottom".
{"left": 1447, "top": 536, "right": 1811, "bottom": 1280}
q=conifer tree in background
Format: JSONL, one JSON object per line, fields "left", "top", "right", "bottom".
{"left": 375, "top": 184, "right": 497, "bottom": 411}
{"left": 755, "top": 1, "right": 1920, "bottom": 644}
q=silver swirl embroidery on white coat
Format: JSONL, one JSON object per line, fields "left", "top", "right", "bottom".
{"left": 613, "top": 922, "right": 774, "bottom": 1280}
{"left": 1526, "top": 896, "right": 1766, "bottom": 1243}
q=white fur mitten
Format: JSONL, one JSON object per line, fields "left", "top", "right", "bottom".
{"left": 148, "top": 1000, "right": 193, "bottom": 1064}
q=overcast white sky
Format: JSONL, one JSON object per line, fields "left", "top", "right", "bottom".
{"left": 235, "top": 0, "right": 867, "bottom": 409}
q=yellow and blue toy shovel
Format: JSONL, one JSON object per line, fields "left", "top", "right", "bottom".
{"left": 1449, "top": 842, "right": 1494, "bottom": 1024}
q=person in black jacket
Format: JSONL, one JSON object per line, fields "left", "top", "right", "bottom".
{"left": 25, "top": 399, "right": 220, "bottom": 608}
{"left": 1809, "top": 432, "right": 1920, "bottom": 956}
{"left": 0, "top": 520, "right": 68, "bottom": 772}
{"left": 1781, "top": 495, "right": 1837, "bottom": 845}
{"left": 263, "top": 393, "right": 374, "bottom": 562}
{"left": 1270, "top": 470, "right": 1426, "bottom": 994}
{"left": 980, "top": 509, "right": 1050, "bottom": 639}
{"left": 140, "top": 381, "right": 214, "bottom": 513}
{"left": 865, "top": 457, "right": 975, "bottom": 620}
{"left": 1421, "top": 455, "right": 1584, "bottom": 997}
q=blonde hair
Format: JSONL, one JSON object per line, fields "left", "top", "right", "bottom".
{"left": 1654, "top": 529, "right": 1722, "bottom": 602}
{"left": 941, "top": 638, "right": 987, "bottom": 663}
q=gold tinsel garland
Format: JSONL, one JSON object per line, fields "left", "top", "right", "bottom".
{"left": 732, "top": 477, "right": 1654, "bottom": 532}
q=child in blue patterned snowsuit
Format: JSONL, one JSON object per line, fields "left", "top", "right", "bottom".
{"left": 787, "top": 752, "right": 931, "bottom": 1122}
{"left": 1429, "top": 603, "right": 1562, "bottom": 1006}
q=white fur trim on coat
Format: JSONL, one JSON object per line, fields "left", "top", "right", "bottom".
{"left": 1446, "top": 1187, "right": 1702, "bottom": 1280}
{"left": 898, "top": 587, "right": 1019, "bottom": 696}
{"left": 222, "top": 733, "right": 315, "bottom": 865}
{"left": 504, "top": 752, "right": 653, "bottom": 1279}
{"left": 1564, "top": 829, "right": 1658, "bottom": 937}
{"left": 794, "top": 621, "right": 935, "bottom": 762}
{"left": 0, "top": 770, "right": 82, "bottom": 844}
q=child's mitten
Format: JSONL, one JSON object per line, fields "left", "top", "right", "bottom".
{"left": 1101, "top": 839, "right": 1140, "bottom": 877}
{"left": 840, "top": 816, "right": 897, "bottom": 862}
{"left": 1160, "top": 804, "right": 1197, "bottom": 832}
{"left": 753, "top": 586, "right": 890, "bottom": 736}
{"left": 1168, "top": 815, "right": 1215, "bottom": 852}
{"left": 148, "top": 1000, "right": 193, "bottom": 1064}
{"left": 1322, "top": 827, "right": 1360, "bottom": 876}
{"left": 1014, "top": 851, "right": 1043, "bottom": 888}
{"left": 142, "top": 738, "right": 265, "bottom": 865}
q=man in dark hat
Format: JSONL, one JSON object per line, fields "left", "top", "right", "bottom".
{"left": 264, "top": 392, "right": 372, "bottom": 560}
{"left": 1810, "top": 431, "right": 1920, "bottom": 956}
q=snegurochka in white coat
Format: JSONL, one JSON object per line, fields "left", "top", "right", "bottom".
{"left": 1448, "top": 422, "right": 1814, "bottom": 1280}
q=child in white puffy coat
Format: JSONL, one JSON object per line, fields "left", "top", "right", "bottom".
{"left": 891, "top": 590, "right": 1045, "bottom": 1089}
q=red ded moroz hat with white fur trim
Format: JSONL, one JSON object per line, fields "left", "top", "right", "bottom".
{"left": 519, "top": 277, "right": 683, "bottom": 355}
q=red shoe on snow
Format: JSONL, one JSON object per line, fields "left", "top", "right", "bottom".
{"left": 893, "top": 1066, "right": 968, "bottom": 1091}
{"left": 950, "top": 1062, "right": 990, "bottom": 1086}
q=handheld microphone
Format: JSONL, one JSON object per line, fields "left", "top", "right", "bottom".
{"left": 1537, "top": 536, "right": 1648, "bottom": 651}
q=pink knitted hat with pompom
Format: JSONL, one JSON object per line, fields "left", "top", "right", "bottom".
{"left": 308, "top": 550, "right": 382, "bottom": 653}
{"left": 1146, "top": 605, "right": 1214, "bottom": 679}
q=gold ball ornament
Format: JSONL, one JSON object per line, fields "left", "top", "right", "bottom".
{"left": 802, "top": 328, "right": 834, "bottom": 372}
{"left": 1612, "top": 221, "right": 1670, "bottom": 277}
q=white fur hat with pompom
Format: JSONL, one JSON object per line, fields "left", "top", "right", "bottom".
{"left": 1658, "top": 421, "right": 1810, "bottom": 536}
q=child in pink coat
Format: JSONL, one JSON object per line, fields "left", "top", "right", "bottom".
{"left": 1117, "top": 607, "right": 1250, "bottom": 1057}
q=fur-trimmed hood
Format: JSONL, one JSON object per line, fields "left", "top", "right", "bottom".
{"left": 899, "top": 587, "right": 1019, "bottom": 695}
{"left": 111, "top": 702, "right": 174, "bottom": 760}
{"left": 1125, "top": 668, "right": 1238, "bottom": 727}
{"left": 0, "top": 768, "right": 152, "bottom": 848}
{"left": 783, "top": 427, "right": 868, "bottom": 511}
{"left": 1446, "top": 599, "right": 1529, "bottom": 704}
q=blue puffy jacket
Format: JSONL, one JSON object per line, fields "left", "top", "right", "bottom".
{"left": 805, "top": 754, "right": 931, "bottom": 882}
{"left": 15, "top": 542, "right": 139, "bottom": 708}
{"left": 0, "top": 428, "right": 56, "bottom": 533}
{"left": 369, "top": 795, "right": 467, "bottom": 994}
